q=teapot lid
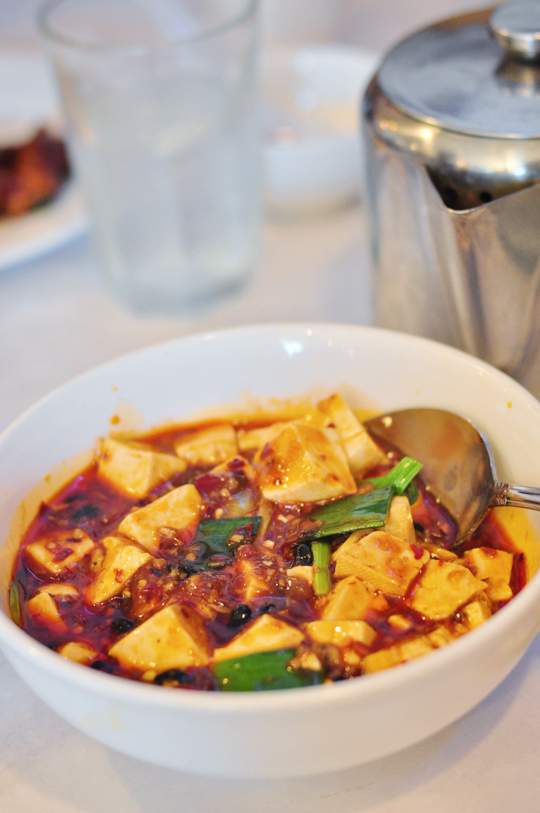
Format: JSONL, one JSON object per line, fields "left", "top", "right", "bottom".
{"left": 378, "top": 2, "right": 540, "bottom": 138}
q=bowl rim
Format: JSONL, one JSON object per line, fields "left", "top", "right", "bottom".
{"left": 1, "top": 321, "right": 540, "bottom": 712}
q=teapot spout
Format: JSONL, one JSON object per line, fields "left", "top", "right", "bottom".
{"left": 367, "top": 139, "right": 540, "bottom": 377}
{"left": 426, "top": 162, "right": 535, "bottom": 211}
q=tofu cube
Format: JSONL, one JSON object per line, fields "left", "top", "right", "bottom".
{"left": 27, "top": 583, "right": 79, "bottom": 626}
{"left": 321, "top": 575, "right": 374, "bottom": 620}
{"left": 426, "top": 625, "right": 456, "bottom": 648}
{"left": 387, "top": 614, "right": 413, "bottom": 631}
{"left": 461, "top": 594, "right": 492, "bottom": 629}
{"left": 317, "top": 394, "right": 386, "bottom": 477}
{"left": 306, "top": 619, "right": 377, "bottom": 647}
{"left": 57, "top": 641, "right": 98, "bottom": 665}
{"left": 288, "top": 650, "right": 323, "bottom": 672}
{"left": 363, "top": 635, "right": 435, "bottom": 673}
{"left": 109, "top": 603, "right": 210, "bottom": 671}
{"left": 331, "top": 529, "right": 370, "bottom": 561}
{"left": 462, "top": 547, "right": 514, "bottom": 603}
{"left": 385, "top": 495, "right": 416, "bottom": 546}
{"left": 463, "top": 546, "right": 513, "bottom": 581}
{"left": 286, "top": 565, "right": 314, "bottom": 585}
{"left": 212, "top": 614, "right": 304, "bottom": 664}
{"left": 237, "top": 423, "right": 288, "bottom": 453}
{"left": 363, "top": 624, "right": 456, "bottom": 673}
{"left": 118, "top": 484, "right": 202, "bottom": 555}
{"left": 45, "top": 583, "right": 80, "bottom": 600}
{"left": 409, "top": 559, "right": 486, "bottom": 620}
{"left": 25, "top": 529, "right": 94, "bottom": 576}
{"left": 86, "top": 536, "right": 152, "bottom": 606}
{"left": 235, "top": 560, "right": 272, "bottom": 602}
{"left": 98, "top": 437, "right": 186, "bottom": 499}
{"left": 257, "top": 422, "right": 357, "bottom": 503}
{"left": 27, "top": 592, "right": 60, "bottom": 625}
{"left": 485, "top": 579, "right": 513, "bottom": 604}
{"left": 334, "top": 530, "right": 429, "bottom": 597}
{"left": 174, "top": 424, "right": 238, "bottom": 467}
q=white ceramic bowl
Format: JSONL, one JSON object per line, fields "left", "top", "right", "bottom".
{"left": 1, "top": 323, "right": 540, "bottom": 779}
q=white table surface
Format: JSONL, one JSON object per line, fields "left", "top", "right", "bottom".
{"left": 3, "top": 2, "right": 540, "bottom": 811}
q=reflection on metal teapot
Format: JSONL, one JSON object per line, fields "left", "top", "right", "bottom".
{"left": 363, "top": 3, "right": 540, "bottom": 378}
{"left": 495, "top": 55, "right": 540, "bottom": 98}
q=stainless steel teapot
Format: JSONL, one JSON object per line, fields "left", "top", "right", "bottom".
{"left": 362, "top": 2, "right": 540, "bottom": 378}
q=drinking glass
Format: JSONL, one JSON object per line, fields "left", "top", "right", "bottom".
{"left": 39, "top": 0, "right": 261, "bottom": 313}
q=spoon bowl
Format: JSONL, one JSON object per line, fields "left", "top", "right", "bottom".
{"left": 366, "top": 407, "right": 540, "bottom": 546}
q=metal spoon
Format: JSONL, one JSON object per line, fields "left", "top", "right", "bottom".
{"left": 366, "top": 407, "right": 540, "bottom": 547}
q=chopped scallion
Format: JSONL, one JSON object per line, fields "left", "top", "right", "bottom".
{"left": 312, "top": 541, "right": 332, "bottom": 595}
{"left": 9, "top": 581, "right": 22, "bottom": 627}
{"left": 309, "top": 486, "right": 393, "bottom": 538}
{"left": 212, "top": 648, "right": 323, "bottom": 691}
{"left": 403, "top": 481, "right": 420, "bottom": 506}
{"left": 364, "top": 457, "right": 422, "bottom": 500}
{"left": 193, "top": 516, "right": 262, "bottom": 553}
{"left": 176, "top": 516, "right": 262, "bottom": 573}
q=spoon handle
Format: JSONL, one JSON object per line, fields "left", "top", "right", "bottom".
{"left": 492, "top": 482, "right": 540, "bottom": 511}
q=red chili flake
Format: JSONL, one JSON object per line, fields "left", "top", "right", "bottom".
{"left": 228, "top": 458, "right": 247, "bottom": 471}
{"left": 411, "top": 543, "right": 425, "bottom": 560}
{"left": 480, "top": 546, "right": 497, "bottom": 558}
{"left": 194, "top": 473, "right": 222, "bottom": 493}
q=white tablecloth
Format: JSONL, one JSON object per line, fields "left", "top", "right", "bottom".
{"left": 2, "top": 2, "right": 540, "bottom": 811}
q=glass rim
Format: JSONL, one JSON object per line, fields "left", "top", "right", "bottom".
{"left": 37, "top": 0, "right": 258, "bottom": 52}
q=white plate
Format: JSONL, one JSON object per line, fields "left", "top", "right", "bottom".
{"left": 0, "top": 52, "right": 87, "bottom": 270}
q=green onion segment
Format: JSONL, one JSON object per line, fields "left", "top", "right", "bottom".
{"left": 312, "top": 541, "right": 332, "bottom": 595}
{"left": 212, "top": 648, "right": 323, "bottom": 691}
{"left": 9, "top": 581, "right": 22, "bottom": 627}
{"left": 310, "top": 486, "right": 394, "bottom": 538}
{"left": 193, "top": 516, "right": 262, "bottom": 552}
{"left": 364, "top": 457, "right": 422, "bottom": 497}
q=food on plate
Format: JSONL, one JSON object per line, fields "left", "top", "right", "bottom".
{"left": 0, "top": 128, "right": 70, "bottom": 218}
{"left": 9, "top": 393, "right": 525, "bottom": 691}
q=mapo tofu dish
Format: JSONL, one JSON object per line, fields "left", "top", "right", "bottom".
{"left": 9, "top": 394, "right": 524, "bottom": 691}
